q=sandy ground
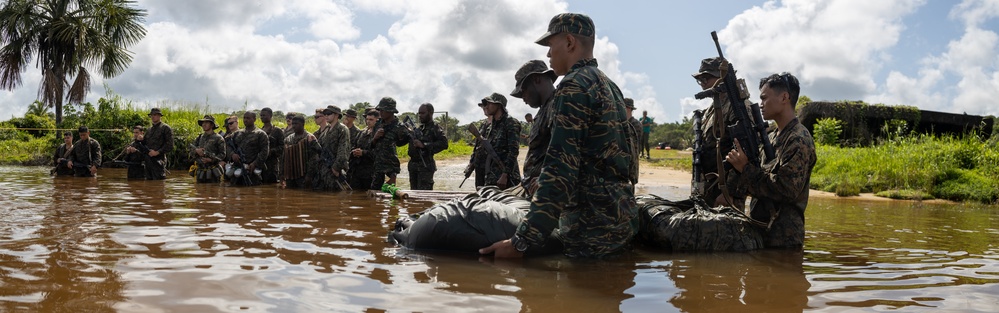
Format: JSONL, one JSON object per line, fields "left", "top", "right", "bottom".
{"left": 398, "top": 147, "right": 954, "bottom": 204}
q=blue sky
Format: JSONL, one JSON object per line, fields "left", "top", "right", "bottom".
{"left": 2, "top": 0, "right": 997, "bottom": 124}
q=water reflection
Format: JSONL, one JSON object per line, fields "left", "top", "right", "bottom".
{"left": 0, "top": 166, "right": 997, "bottom": 312}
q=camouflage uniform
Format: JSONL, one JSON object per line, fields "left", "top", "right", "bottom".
{"left": 68, "top": 137, "right": 102, "bottom": 177}
{"left": 283, "top": 131, "right": 322, "bottom": 189}
{"left": 122, "top": 140, "right": 148, "bottom": 179}
{"left": 348, "top": 127, "right": 376, "bottom": 190}
{"left": 626, "top": 99, "right": 642, "bottom": 184}
{"left": 694, "top": 57, "right": 755, "bottom": 208}
{"left": 261, "top": 124, "right": 284, "bottom": 184}
{"left": 144, "top": 120, "right": 173, "bottom": 180}
{"left": 522, "top": 97, "right": 554, "bottom": 186}
{"left": 52, "top": 142, "right": 74, "bottom": 176}
{"left": 347, "top": 124, "right": 361, "bottom": 148}
{"left": 408, "top": 119, "right": 448, "bottom": 190}
{"left": 314, "top": 121, "right": 351, "bottom": 191}
{"left": 480, "top": 112, "right": 522, "bottom": 187}
{"left": 369, "top": 98, "right": 411, "bottom": 189}
{"left": 226, "top": 127, "right": 269, "bottom": 186}
{"left": 190, "top": 131, "right": 226, "bottom": 183}
{"left": 514, "top": 46, "right": 639, "bottom": 259}
{"left": 469, "top": 121, "right": 489, "bottom": 187}
{"left": 727, "top": 118, "right": 816, "bottom": 248}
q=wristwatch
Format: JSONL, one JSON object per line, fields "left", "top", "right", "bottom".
{"left": 510, "top": 235, "right": 530, "bottom": 253}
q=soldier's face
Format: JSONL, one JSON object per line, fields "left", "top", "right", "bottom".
{"left": 365, "top": 115, "right": 377, "bottom": 128}
{"left": 379, "top": 110, "right": 392, "bottom": 120}
{"left": 260, "top": 111, "right": 272, "bottom": 123}
{"left": 64, "top": 135, "right": 73, "bottom": 144}
{"left": 418, "top": 106, "right": 432, "bottom": 123}
{"left": 520, "top": 78, "right": 541, "bottom": 109}
{"left": 227, "top": 118, "right": 239, "bottom": 131}
{"left": 243, "top": 114, "right": 256, "bottom": 128}
{"left": 202, "top": 122, "right": 214, "bottom": 132}
{"left": 80, "top": 132, "right": 90, "bottom": 141}
{"left": 546, "top": 33, "right": 571, "bottom": 76}
{"left": 759, "top": 85, "right": 787, "bottom": 120}
{"left": 292, "top": 120, "right": 305, "bottom": 133}
{"left": 345, "top": 116, "right": 355, "bottom": 125}
{"left": 150, "top": 114, "right": 162, "bottom": 123}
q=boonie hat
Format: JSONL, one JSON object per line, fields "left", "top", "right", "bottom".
{"left": 375, "top": 97, "right": 399, "bottom": 113}
{"left": 511, "top": 60, "right": 557, "bottom": 98}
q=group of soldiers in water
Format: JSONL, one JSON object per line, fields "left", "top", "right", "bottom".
{"left": 53, "top": 12, "right": 816, "bottom": 259}
{"left": 52, "top": 100, "right": 454, "bottom": 192}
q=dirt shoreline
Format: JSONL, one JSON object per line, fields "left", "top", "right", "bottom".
{"left": 411, "top": 147, "right": 956, "bottom": 204}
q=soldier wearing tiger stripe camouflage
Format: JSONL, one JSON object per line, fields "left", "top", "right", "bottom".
{"left": 481, "top": 13, "right": 639, "bottom": 259}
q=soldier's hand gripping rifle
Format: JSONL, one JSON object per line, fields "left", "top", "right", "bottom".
{"left": 467, "top": 123, "right": 506, "bottom": 182}
{"left": 694, "top": 31, "right": 775, "bottom": 169}
{"left": 402, "top": 116, "right": 428, "bottom": 168}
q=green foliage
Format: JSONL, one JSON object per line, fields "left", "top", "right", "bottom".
{"left": 933, "top": 169, "right": 998, "bottom": 203}
{"left": 795, "top": 95, "right": 811, "bottom": 110}
{"left": 645, "top": 148, "right": 692, "bottom": 172}
{"left": 3, "top": 114, "right": 55, "bottom": 138}
{"left": 649, "top": 116, "right": 694, "bottom": 150}
{"left": 0, "top": 134, "right": 54, "bottom": 165}
{"left": 812, "top": 133, "right": 998, "bottom": 203}
{"left": 813, "top": 117, "right": 842, "bottom": 146}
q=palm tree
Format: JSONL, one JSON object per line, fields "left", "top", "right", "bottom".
{"left": 26, "top": 100, "right": 52, "bottom": 118}
{"left": 0, "top": 0, "right": 146, "bottom": 127}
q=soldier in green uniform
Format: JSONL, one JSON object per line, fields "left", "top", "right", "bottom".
{"left": 52, "top": 132, "right": 75, "bottom": 176}
{"left": 625, "top": 98, "right": 642, "bottom": 184}
{"left": 260, "top": 108, "right": 284, "bottom": 184}
{"left": 226, "top": 111, "right": 269, "bottom": 186}
{"left": 348, "top": 109, "right": 378, "bottom": 190}
{"left": 344, "top": 109, "right": 361, "bottom": 147}
{"left": 693, "top": 57, "right": 755, "bottom": 208}
{"left": 369, "top": 97, "right": 411, "bottom": 190}
{"left": 482, "top": 13, "right": 638, "bottom": 258}
{"left": 282, "top": 114, "right": 321, "bottom": 189}
{"left": 314, "top": 105, "right": 351, "bottom": 191}
{"left": 474, "top": 93, "right": 522, "bottom": 189}
{"left": 121, "top": 125, "right": 148, "bottom": 179}
{"left": 724, "top": 72, "right": 816, "bottom": 249}
{"left": 510, "top": 59, "right": 557, "bottom": 196}
{"left": 66, "top": 126, "right": 102, "bottom": 177}
{"left": 143, "top": 108, "right": 173, "bottom": 180}
{"left": 407, "top": 103, "right": 448, "bottom": 190}
{"left": 190, "top": 115, "right": 226, "bottom": 183}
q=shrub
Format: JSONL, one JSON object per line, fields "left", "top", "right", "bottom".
{"left": 813, "top": 117, "right": 842, "bottom": 146}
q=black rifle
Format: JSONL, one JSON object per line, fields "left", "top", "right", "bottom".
{"left": 694, "top": 31, "right": 775, "bottom": 168}
{"left": 401, "top": 116, "right": 428, "bottom": 168}
{"left": 225, "top": 135, "right": 255, "bottom": 186}
{"left": 467, "top": 122, "right": 507, "bottom": 180}
{"left": 691, "top": 109, "right": 705, "bottom": 195}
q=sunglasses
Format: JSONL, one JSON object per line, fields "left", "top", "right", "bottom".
{"left": 694, "top": 75, "right": 714, "bottom": 85}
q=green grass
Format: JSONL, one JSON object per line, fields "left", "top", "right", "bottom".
{"left": 643, "top": 148, "right": 693, "bottom": 172}
{"left": 397, "top": 140, "right": 474, "bottom": 161}
{"left": 813, "top": 134, "right": 999, "bottom": 204}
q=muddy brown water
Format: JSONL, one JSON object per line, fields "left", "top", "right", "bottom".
{"left": 1, "top": 166, "right": 997, "bottom": 312}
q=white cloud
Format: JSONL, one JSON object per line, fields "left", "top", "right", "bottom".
{"left": 719, "top": 0, "right": 923, "bottom": 103}
{"left": 874, "top": 0, "right": 999, "bottom": 116}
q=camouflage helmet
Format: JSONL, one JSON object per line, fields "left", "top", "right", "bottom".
{"left": 693, "top": 57, "right": 724, "bottom": 78}
{"left": 511, "top": 60, "right": 557, "bottom": 98}
{"left": 481, "top": 92, "right": 508, "bottom": 107}
{"left": 536, "top": 13, "right": 595, "bottom": 46}
{"left": 375, "top": 97, "right": 399, "bottom": 113}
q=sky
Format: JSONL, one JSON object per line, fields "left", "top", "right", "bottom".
{"left": 2, "top": 0, "right": 998, "bottom": 124}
